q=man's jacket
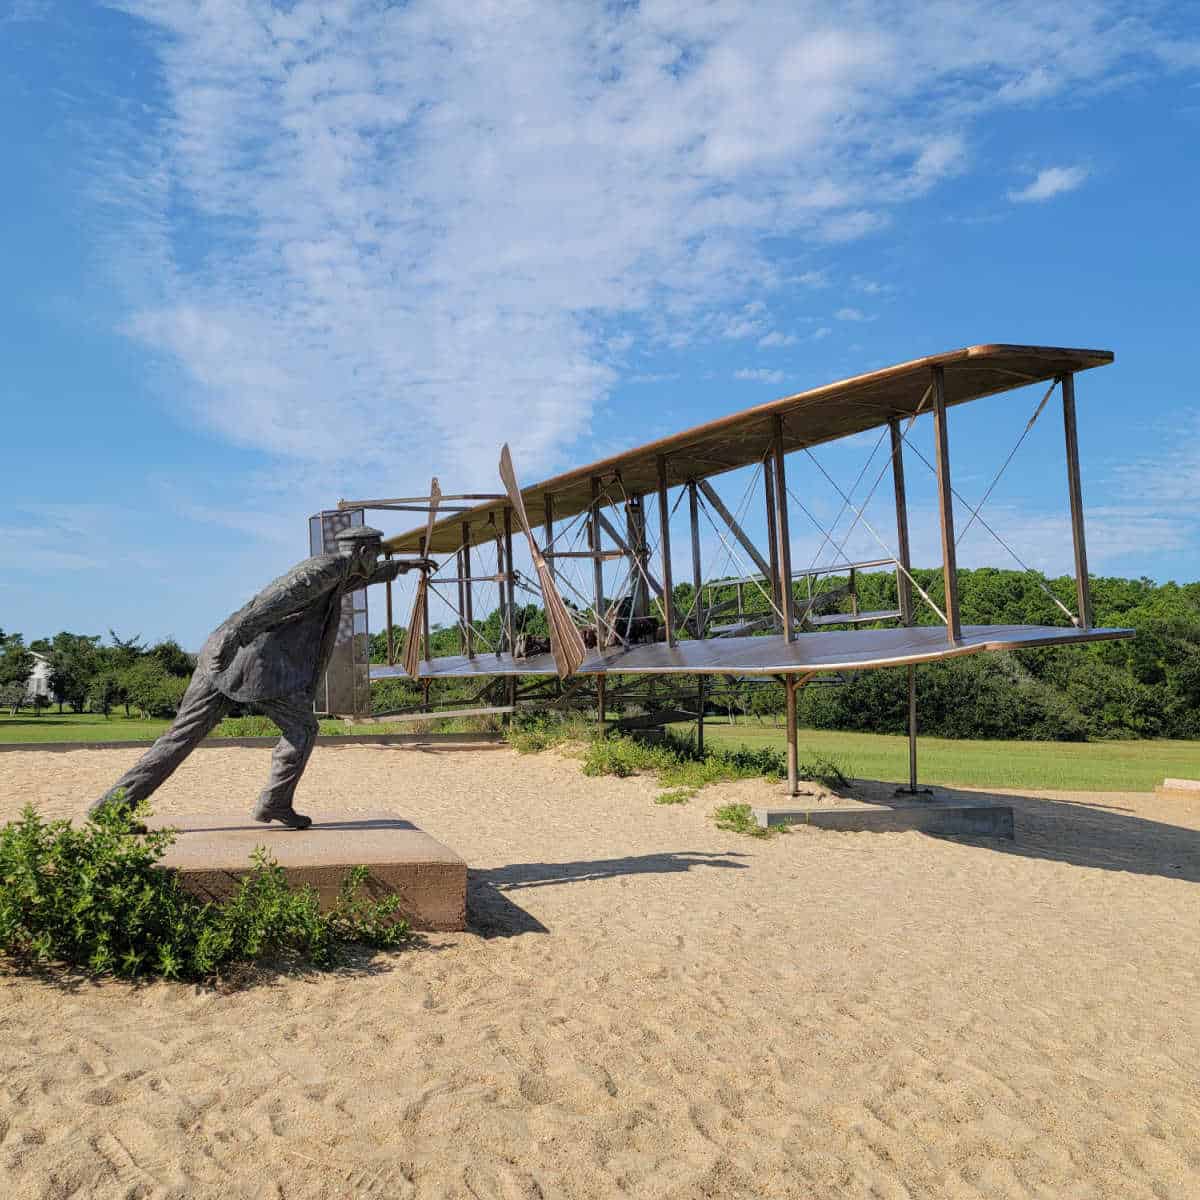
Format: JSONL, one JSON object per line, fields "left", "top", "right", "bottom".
{"left": 195, "top": 553, "right": 397, "bottom": 702}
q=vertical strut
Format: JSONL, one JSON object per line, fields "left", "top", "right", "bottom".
{"left": 687, "top": 480, "right": 704, "bottom": 636}
{"left": 656, "top": 455, "right": 676, "bottom": 647}
{"left": 770, "top": 416, "right": 795, "bottom": 643}
{"left": 890, "top": 414, "right": 920, "bottom": 794}
{"left": 503, "top": 507, "right": 516, "bottom": 651}
{"left": 543, "top": 492, "right": 555, "bottom": 583}
{"left": 419, "top": 537, "right": 430, "bottom": 664}
{"left": 762, "top": 457, "right": 781, "bottom": 628}
{"left": 1061, "top": 373, "right": 1093, "bottom": 631}
{"left": 931, "top": 365, "right": 962, "bottom": 642}
{"left": 888, "top": 418, "right": 914, "bottom": 626}
{"left": 461, "top": 521, "right": 474, "bottom": 658}
{"left": 384, "top": 552, "right": 395, "bottom": 666}
{"left": 456, "top": 548, "right": 466, "bottom": 654}
{"left": 626, "top": 495, "right": 648, "bottom": 619}
{"left": 589, "top": 477, "right": 605, "bottom": 647}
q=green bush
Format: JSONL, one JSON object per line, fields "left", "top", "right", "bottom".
{"left": 581, "top": 729, "right": 848, "bottom": 796}
{"left": 0, "top": 801, "right": 411, "bottom": 982}
{"left": 712, "top": 803, "right": 779, "bottom": 838}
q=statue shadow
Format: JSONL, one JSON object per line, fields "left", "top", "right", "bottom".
{"left": 855, "top": 781, "right": 1200, "bottom": 884}
{"left": 468, "top": 850, "right": 750, "bottom": 937}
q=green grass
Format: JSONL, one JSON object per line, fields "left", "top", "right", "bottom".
{"left": 0, "top": 711, "right": 492, "bottom": 744}
{"left": 711, "top": 802, "right": 781, "bottom": 838}
{"left": 671, "top": 722, "right": 1200, "bottom": 792}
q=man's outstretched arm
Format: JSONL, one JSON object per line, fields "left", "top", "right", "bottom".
{"left": 356, "top": 558, "right": 435, "bottom": 590}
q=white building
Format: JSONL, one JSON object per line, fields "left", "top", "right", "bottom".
{"left": 26, "top": 652, "right": 52, "bottom": 702}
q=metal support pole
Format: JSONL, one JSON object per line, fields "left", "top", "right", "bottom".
{"left": 456, "top": 548, "right": 466, "bottom": 654}
{"left": 931, "top": 365, "right": 962, "bottom": 642}
{"left": 597, "top": 674, "right": 607, "bottom": 737}
{"left": 696, "top": 678, "right": 705, "bottom": 756}
{"left": 543, "top": 493, "right": 555, "bottom": 583}
{"left": 1061, "top": 373, "right": 1093, "bottom": 630}
{"left": 888, "top": 418, "right": 914, "bottom": 626}
{"left": 625, "top": 495, "right": 649, "bottom": 619}
{"left": 461, "top": 521, "right": 475, "bottom": 658}
{"left": 907, "top": 665, "right": 918, "bottom": 792}
{"left": 656, "top": 455, "right": 676, "bottom": 647}
{"left": 494, "top": 530, "right": 507, "bottom": 652}
{"left": 384, "top": 553, "right": 395, "bottom": 666}
{"left": 503, "top": 507, "right": 516, "bottom": 651}
{"left": 589, "top": 477, "right": 605, "bottom": 647}
{"left": 762, "top": 458, "right": 781, "bottom": 626}
{"left": 688, "top": 480, "right": 704, "bottom": 636}
{"left": 419, "top": 536, "right": 430, "bottom": 663}
{"left": 771, "top": 416, "right": 795, "bottom": 642}
{"left": 786, "top": 676, "right": 799, "bottom": 796}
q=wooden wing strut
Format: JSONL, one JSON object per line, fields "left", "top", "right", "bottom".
{"left": 499, "top": 445, "right": 586, "bottom": 678}
{"left": 403, "top": 478, "right": 441, "bottom": 679}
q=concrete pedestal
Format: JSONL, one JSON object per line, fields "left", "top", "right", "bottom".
{"left": 1156, "top": 778, "right": 1200, "bottom": 800}
{"left": 753, "top": 795, "right": 1014, "bottom": 838}
{"left": 153, "top": 814, "right": 467, "bottom": 930}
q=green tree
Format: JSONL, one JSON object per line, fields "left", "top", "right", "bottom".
{"left": 0, "top": 634, "right": 35, "bottom": 701}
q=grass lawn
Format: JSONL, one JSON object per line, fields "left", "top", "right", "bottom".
{"left": 0, "top": 711, "right": 462, "bottom": 744}
{"left": 669, "top": 721, "right": 1200, "bottom": 793}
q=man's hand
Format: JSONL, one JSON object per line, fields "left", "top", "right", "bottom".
{"left": 391, "top": 557, "right": 437, "bottom": 575}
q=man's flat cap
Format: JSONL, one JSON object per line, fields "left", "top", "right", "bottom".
{"left": 334, "top": 525, "right": 385, "bottom": 547}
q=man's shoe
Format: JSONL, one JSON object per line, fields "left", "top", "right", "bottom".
{"left": 251, "top": 800, "right": 313, "bottom": 830}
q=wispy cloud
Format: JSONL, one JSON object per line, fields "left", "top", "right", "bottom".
{"left": 734, "top": 368, "right": 786, "bottom": 385}
{"left": 89, "top": 1, "right": 1185, "bottom": 510}
{"left": 835, "top": 307, "right": 872, "bottom": 322}
{"left": 1008, "top": 165, "right": 1089, "bottom": 203}
{"left": 758, "top": 331, "right": 798, "bottom": 348}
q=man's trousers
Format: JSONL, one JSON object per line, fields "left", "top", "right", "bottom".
{"left": 96, "top": 672, "right": 320, "bottom": 813}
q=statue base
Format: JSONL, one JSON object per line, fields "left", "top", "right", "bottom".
{"left": 152, "top": 813, "right": 467, "bottom": 931}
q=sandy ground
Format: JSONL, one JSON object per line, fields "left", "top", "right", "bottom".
{"left": 2, "top": 743, "right": 1199, "bottom": 1200}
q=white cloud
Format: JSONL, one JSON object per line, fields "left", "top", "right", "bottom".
{"left": 89, "top": 0, "right": 1183, "bottom": 511}
{"left": 734, "top": 368, "right": 786, "bottom": 384}
{"left": 835, "top": 307, "right": 870, "bottom": 322}
{"left": 1008, "top": 165, "right": 1089, "bottom": 203}
{"left": 813, "top": 327, "right": 833, "bottom": 340}
{"left": 758, "top": 330, "right": 798, "bottom": 347}
{"left": 2, "top": 0, "right": 50, "bottom": 23}
{"left": 819, "top": 209, "right": 891, "bottom": 243}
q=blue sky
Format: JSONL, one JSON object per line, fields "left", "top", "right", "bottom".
{"left": 2, "top": 1, "right": 1198, "bottom": 649}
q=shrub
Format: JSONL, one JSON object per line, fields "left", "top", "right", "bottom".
{"left": 712, "top": 802, "right": 779, "bottom": 838}
{"left": 506, "top": 712, "right": 590, "bottom": 753}
{"left": 0, "top": 801, "right": 411, "bottom": 982}
{"left": 580, "top": 730, "right": 848, "bottom": 797}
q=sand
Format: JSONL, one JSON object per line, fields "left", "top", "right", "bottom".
{"left": 1, "top": 742, "right": 1198, "bottom": 1199}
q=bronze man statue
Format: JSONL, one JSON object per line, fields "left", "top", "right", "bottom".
{"left": 92, "top": 526, "right": 430, "bottom": 829}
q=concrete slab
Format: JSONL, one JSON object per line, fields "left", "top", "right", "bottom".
{"left": 754, "top": 796, "right": 1014, "bottom": 838}
{"left": 152, "top": 814, "right": 467, "bottom": 930}
{"left": 1156, "top": 778, "right": 1200, "bottom": 799}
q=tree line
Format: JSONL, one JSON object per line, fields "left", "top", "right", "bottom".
{"left": 0, "top": 629, "right": 194, "bottom": 719}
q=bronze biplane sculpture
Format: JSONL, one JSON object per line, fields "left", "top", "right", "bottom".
{"left": 333, "top": 345, "right": 1132, "bottom": 795}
